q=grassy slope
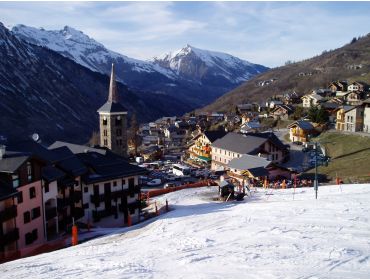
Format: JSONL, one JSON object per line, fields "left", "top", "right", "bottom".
{"left": 310, "top": 132, "right": 370, "bottom": 183}
{"left": 200, "top": 34, "right": 370, "bottom": 113}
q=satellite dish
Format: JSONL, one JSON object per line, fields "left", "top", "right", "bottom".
{"left": 32, "top": 133, "right": 40, "bottom": 142}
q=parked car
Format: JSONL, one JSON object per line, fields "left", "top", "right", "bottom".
{"left": 146, "top": 179, "right": 162, "bottom": 186}
{"left": 209, "top": 174, "right": 219, "bottom": 180}
{"left": 164, "top": 182, "right": 177, "bottom": 189}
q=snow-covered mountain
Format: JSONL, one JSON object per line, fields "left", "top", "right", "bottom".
{"left": 11, "top": 24, "right": 269, "bottom": 108}
{"left": 12, "top": 24, "right": 176, "bottom": 81}
{"left": 0, "top": 22, "right": 191, "bottom": 143}
{"left": 152, "top": 44, "right": 268, "bottom": 84}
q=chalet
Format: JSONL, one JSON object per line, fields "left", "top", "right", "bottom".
{"left": 227, "top": 154, "right": 271, "bottom": 185}
{"left": 335, "top": 105, "right": 364, "bottom": 132}
{"left": 188, "top": 130, "right": 227, "bottom": 164}
{"left": 270, "top": 105, "right": 295, "bottom": 120}
{"left": 345, "top": 91, "right": 365, "bottom": 105}
{"left": 329, "top": 81, "right": 348, "bottom": 93}
{"left": 239, "top": 121, "right": 262, "bottom": 134}
{"left": 348, "top": 81, "right": 369, "bottom": 92}
{"left": 0, "top": 148, "right": 47, "bottom": 257}
{"left": 211, "top": 132, "right": 289, "bottom": 171}
{"left": 241, "top": 112, "right": 259, "bottom": 124}
{"left": 227, "top": 154, "right": 292, "bottom": 186}
{"left": 266, "top": 100, "right": 283, "bottom": 109}
{"left": 0, "top": 148, "right": 19, "bottom": 259}
{"left": 319, "top": 102, "right": 340, "bottom": 122}
{"left": 76, "top": 152, "right": 146, "bottom": 226}
{"left": 287, "top": 121, "right": 315, "bottom": 143}
{"left": 363, "top": 99, "right": 370, "bottom": 133}
{"left": 301, "top": 94, "right": 323, "bottom": 108}
{"left": 236, "top": 104, "right": 254, "bottom": 114}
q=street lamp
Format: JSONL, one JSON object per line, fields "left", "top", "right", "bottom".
{"left": 307, "top": 135, "right": 331, "bottom": 200}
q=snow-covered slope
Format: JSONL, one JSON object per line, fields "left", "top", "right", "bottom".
{"left": 152, "top": 44, "right": 269, "bottom": 83}
{"left": 1, "top": 184, "right": 370, "bottom": 278}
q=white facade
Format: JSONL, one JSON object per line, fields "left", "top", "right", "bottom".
{"left": 363, "top": 107, "right": 370, "bottom": 133}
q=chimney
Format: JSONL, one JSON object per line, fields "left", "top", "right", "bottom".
{"left": 0, "top": 145, "right": 6, "bottom": 159}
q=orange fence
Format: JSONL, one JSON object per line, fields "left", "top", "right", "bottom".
{"left": 144, "top": 179, "right": 217, "bottom": 198}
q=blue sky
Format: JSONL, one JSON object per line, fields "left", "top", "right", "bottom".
{"left": 1, "top": 1, "right": 370, "bottom": 67}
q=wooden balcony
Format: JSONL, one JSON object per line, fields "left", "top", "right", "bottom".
{"left": 0, "top": 205, "right": 17, "bottom": 223}
{"left": 0, "top": 228, "right": 19, "bottom": 247}
{"left": 45, "top": 207, "right": 57, "bottom": 220}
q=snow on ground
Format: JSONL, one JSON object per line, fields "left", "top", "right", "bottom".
{"left": 1, "top": 184, "right": 370, "bottom": 278}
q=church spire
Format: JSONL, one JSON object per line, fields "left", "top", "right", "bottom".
{"left": 108, "top": 63, "right": 118, "bottom": 103}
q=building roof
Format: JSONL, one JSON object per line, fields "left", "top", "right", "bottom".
{"left": 77, "top": 152, "right": 147, "bottom": 184}
{"left": 212, "top": 132, "right": 268, "bottom": 154}
{"left": 287, "top": 120, "right": 314, "bottom": 130}
{"left": 42, "top": 165, "right": 66, "bottom": 182}
{"left": 203, "top": 130, "right": 227, "bottom": 143}
{"left": 49, "top": 141, "right": 106, "bottom": 155}
{"left": 7, "top": 140, "right": 57, "bottom": 162}
{"left": 246, "top": 167, "right": 269, "bottom": 177}
{"left": 0, "top": 153, "right": 30, "bottom": 173}
{"left": 97, "top": 101, "right": 128, "bottom": 114}
{"left": 49, "top": 146, "right": 88, "bottom": 177}
{"left": 228, "top": 154, "right": 271, "bottom": 171}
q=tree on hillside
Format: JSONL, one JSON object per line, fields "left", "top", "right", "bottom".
{"left": 308, "top": 106, "right": 329, "bottom": 124}
{"left": 292, "top": 106, "right": 306, "bottom": 120}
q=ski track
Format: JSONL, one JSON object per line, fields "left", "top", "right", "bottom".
{"left": 1, "top": 185, "right": 370, "bottom": 278}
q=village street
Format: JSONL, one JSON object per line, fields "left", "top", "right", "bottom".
{"left": 273, "top": 128, "right": 309, "bottom": 171}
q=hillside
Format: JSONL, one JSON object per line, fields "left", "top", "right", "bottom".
{"left": 1, "top": 185, "right": 370, "bottom": 278}
{"left": 201, "top": 34, "right": 370, "bottom": 112}
{"left": 311, "top": 132, "right": 370, "bottom": 183}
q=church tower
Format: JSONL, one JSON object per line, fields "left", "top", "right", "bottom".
{"left": 97, "top": 64, "right": 128, "bottom": 157}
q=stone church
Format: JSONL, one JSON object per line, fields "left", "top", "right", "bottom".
{"left": 97, "top": 64, "right": 128, "bottom": 157}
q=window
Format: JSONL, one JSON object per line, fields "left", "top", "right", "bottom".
{"left": 103, "top": 130, "right": 107, "bottom": 136}
{"left": 32, "top": 229, "right": 38, "bottom": 241}
{"left": 119, "top": 139, "right": 122, "bottom": 145}
{"left": 102, "top": 117, "right": 107, "bottom": 126}
{"left": 44, "top": 182, "right": 49, "bottom": 193}
{"left": 17, "top": 191, "right": 23, "bottom": 204}
{"left": 12, "top": 174, "right": 19, "bottom": 188}
{"left": 117, "top": 129, "right": 122, "bottom": 136}
{"left": 25, "top": 232, "right": 33, "bottom": 245}
{"left": 113, "top": 181, "right": 117, "bottom": 187}
{"left": 115, "top": 117, "right": 122, "bottom": 126}
{"left": 31, "top": 207, "right": 41, "bottom": 220}
{"left": 84, "top": 187, "right": 88, "bottom": 193}
{"left": 24, "top": 211, "right": 31, "bottom": 224}
{"left": 29, "top": 187, "right": 36, "bottom": 199}
{"left": 122, "top": 179, "right": 126, "bottom": 185}
{"left": 27, "top": 162, "right": 32, "bottom": 182}
{"left": 104, "top": 139, "right": 108, "bottom": 146}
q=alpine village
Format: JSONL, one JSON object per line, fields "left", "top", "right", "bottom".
{"left": 1, "top": 18, "right": 370, "bottom": 276}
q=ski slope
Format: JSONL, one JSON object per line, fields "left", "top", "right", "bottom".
{"left": 1, "top": 184, "right": 370, "bottom": 278}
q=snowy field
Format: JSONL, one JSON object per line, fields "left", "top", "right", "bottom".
{"left": 1, "top": 184, "right": 370, "bottom": 278}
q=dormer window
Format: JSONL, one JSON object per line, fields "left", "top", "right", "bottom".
{"left": 115, "top": 116, "right": 122, "bottom": 126}
{"left": 103, "top": 116, "right": 107, "bottom": 126}
{"left": 27, "top": 162, "right": 33, "bottom": 182}
{"left": 12, "top": 174, "right": 19, "bottom": 188}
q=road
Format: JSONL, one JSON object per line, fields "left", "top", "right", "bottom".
{"left": 273, "top": 128, "right": 310, "bottom": 171}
